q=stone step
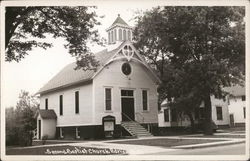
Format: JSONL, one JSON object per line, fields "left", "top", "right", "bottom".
{"left": 121, "top": 121, "right": 152, "bottom": 137}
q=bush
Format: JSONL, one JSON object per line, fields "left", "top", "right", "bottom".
{"left": 42, "top": 135, "right": 48, "bottom": 145}
{"left": 6, "top": 91, "right": 39, "bottom": 147}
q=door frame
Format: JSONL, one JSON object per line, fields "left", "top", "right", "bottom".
{"left": 120, "top": 88, "right": 136, "bottom": 121}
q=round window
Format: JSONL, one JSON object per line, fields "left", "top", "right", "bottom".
{"left": 121, "top": 63, "right": 132, "bottom": 75}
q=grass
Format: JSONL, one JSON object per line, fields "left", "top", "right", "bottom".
{"left": 6, "top": 145, "right": 127, "bottom": 155}
{"left": 191, "top": 135, "right": 245, "bottom": 138}
{"left": 32, "top": 140, "right": 77, "bottom": 146}
{"left": 109, "top": 138, "right": 226, "bottom": 147}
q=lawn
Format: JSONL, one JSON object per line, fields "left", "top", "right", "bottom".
{"left": 192, "top": 135, "right": 245, "bottom": 138}
{"left": 6, "top": 145, "right": 127, "bottom": 155}
{"left": 109, "top": 138, "right": 226, "bottom": 147}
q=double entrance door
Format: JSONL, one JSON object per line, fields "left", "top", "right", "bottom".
{"left": 121, "top": 90, "right": 135, "bottom": 121}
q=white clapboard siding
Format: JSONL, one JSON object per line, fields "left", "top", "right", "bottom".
{"left": 40, "top": 83, "right": 93, "bottom": 126}
{"left": 93, "top": 59, "right": 158, "bottom": 125}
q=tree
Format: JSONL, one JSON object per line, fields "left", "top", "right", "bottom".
{"left": 5, "top": 6, "right": 103, "bottom": 70}
{"left": 6, "top": 90, "right": 39, "bottom": 146}
{"left": 134, "top": 6, "right": 245, "bottom": 135}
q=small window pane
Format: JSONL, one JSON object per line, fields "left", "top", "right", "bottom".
{"left": 164, "top": 109, "right": 169, "bottom": 122}
{"left": 242, "top": 95, "right": 246, "bottom": 101}
{"left": 76, "top": 127, "right": 80, "bottom": 139}
{"left": 243, "top": 107, "right": 246, "bottom": 119}
{"left": 75, "top": 91, "right": 79, "bottom": 114}
{"left": 105, "top": 88, "right": 112, "bottom": 110}
{"left": 45, "top": 98, "right": 48, "bottom": 110}
{"left": 59, "top": 95, "right": 63, "bottom": 115}
{"left": 142, "top": 90, "right": 148, "bottom": 111}
{"left": 119, "top": 29, "right": 122, "bottom": 40}
{"left": 216, "top": 106, "right": 223, "bottom": 120}
{"left": 121, "top": 90, "right": 133, "bottom": 96}
{"left": 123, "top": 30, "right": 127, "bottom": 40}
{"left": 128, "top": 30, "right": 131, "bottom": 41}
{"left": 114, "top": 29, "right": 117, "bottom": 41}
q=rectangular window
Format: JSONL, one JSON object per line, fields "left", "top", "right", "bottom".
{"left": 121, "top": 90, "right": 133, "bottom": 96}
{"left": 142, "top": 90, "right": 148, "bottom": 111}
{"left": 242, "top": 95, "right": 246, "bottom": 101}
{"left": 75, "top": 91, "right": 79, "bottom": 114}
{"left": 60, "top": 127, "right": 64, "bottom": 138}
{"left": 199, "top": 108, "right": 205, "bottom": 119}
{"left": 45, "top": 98, "right": 48, "bottom": 110}
{"left": 171, "top": 108, "right": 177, "bottom": 122}
{"left": 105, "top": 88, "right": 112, "bottom": 111}
{"left": 164, "top": 109, "right": 169, "bottom": 122}
{"left": 216, "top": 106, "right": 223, "bottom": 120}
{"left": 76, "top": 127, "right": 80, "bottom": 139}
{"left": 59, "top": 95, "right": 63, "bottom": 115}
{"left": 243, "top": 107, "right": 246, "bottom": 119}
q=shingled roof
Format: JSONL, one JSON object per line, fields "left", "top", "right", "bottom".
{"left": 38, "top": 43, "right": 124, "bottom": 94}
{"left": 111, "top": 14, "right": 129, "bottom": 26}
{"left": 37, "top": 109, "right": 57, "bottom": 119}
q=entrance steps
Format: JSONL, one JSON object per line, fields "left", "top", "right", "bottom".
{"left": 121, "top": 121, "right": 153, "bottom": 137}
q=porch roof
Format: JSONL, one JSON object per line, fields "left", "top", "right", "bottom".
{"left": 37, "top": 109, "right": 57, "bottom": 119}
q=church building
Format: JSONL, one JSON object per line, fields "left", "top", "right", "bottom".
{"left": 36, "top": 15, "right": 161, "bottom": 140}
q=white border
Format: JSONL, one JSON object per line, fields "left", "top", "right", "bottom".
{"left": 1, "top": 0, "right": 249, "bottom": 160}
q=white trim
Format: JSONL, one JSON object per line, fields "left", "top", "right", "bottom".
{"left": 92, "top": 79, "right": 95, "bottom": 124}
{"left": 57, "top": 123, "right": 106, "bottom": 127}
{"left": 120, "top": 88, "right": 136, "bottom": 121}
{"left": 92, "top": 41, "right": 161, "bottom": 84}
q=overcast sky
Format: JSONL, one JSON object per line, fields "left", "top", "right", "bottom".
{"left": 2, "top": 0, "right": 247, "bottom": 108}
{"left": 2, "top": 2, "right": 155, "bottom": 108}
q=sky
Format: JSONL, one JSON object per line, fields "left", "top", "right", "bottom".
{"left": 2, "top": 2, "right": 156, "bottom": 108}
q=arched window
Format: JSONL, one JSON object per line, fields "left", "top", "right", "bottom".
{"left": 128, "top": 30, "right": 131, "bottom": 41}
{"left": 123, "top": 30, "right": 127, "bottom": 40}
{"left": 108, "top": 32, "right": 111, "bottom": 44}
{"left": 114, "top": 29, "right": 117, "bottom": 42}
{"left": 111, "top": 30, "right": 114, "bottom": 43}
{"left": 119, "top": 29, "right": 122, "bottom": 41}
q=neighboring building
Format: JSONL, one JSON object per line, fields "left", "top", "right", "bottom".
{"left": 158, "top": 95, "right": 230, "bottom": 129}
{"left": 36, "top": 15, "right": 161, "bottom": 139}
{"left": 224, "top": 85, "right": 246, "bottom": 127}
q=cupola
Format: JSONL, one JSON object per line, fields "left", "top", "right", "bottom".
{"left": 106, "top": 14, "right": 133, "bottom": 45}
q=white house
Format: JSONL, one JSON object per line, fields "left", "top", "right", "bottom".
{"left": 158, "top": 95, "right": 230, "bottom": 129}
{"left": 224, "top": 85, "right": 246, "bottom": 127}
{"left": 36, "top": 15, "right": 161, "bottom": 139}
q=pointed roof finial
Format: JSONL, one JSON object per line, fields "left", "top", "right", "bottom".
{"left": 111, "top": 14, "right": 128, "bottom": 26}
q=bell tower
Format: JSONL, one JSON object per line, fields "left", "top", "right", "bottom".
{"left": 106, "top": 14, "right": 133, "bottom": 45}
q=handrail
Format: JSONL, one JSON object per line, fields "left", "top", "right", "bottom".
{"left": 135, "top": 112, "right": 144, "bottom": 123}
{"left": 121, "top": 112, "right": 142, "bottom": 125}
{"left": 122, "top": 112, "right": 134, "bottom": 122}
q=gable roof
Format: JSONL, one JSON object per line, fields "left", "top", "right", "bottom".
{"left": 37, "top": 41, "right": 161, "bottom": 95}
{"left": 37, "top": 43, "right": 124, "bottom": 94}
{"left": 37, "top": 109, "right": 57, "bottom": 119}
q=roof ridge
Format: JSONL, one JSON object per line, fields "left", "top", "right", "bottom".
{"left": 111, "top": 15, "right": 129, "bottom": 26}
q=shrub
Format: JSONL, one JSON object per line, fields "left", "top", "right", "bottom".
{"left": 42, "top": 135, "right": 48, "bottom": 145}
